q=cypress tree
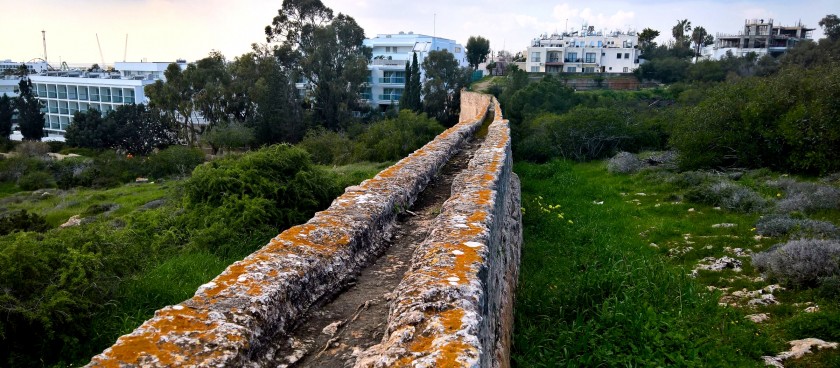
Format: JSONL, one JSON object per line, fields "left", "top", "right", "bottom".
{"left": 399, "top": 60, "right": 411, "bottom": 109}
{"left": 409, "top": 52, "right": 422, "bottom": 110}
{"left": 15, "top": 79, "right": 45, "bottom": 141}
{"left": 0, "top": 94, "right": 13, "bottom": 139}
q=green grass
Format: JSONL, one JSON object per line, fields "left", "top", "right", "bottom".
{"left": 512, "top": 160, "right": 776, "bottom": 367}
{"left": 0, "top": 182, "right": 19, "bottom": 198}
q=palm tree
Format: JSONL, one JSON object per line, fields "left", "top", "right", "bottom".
{"left": 691, "top": 26, "right": 708, "bottom": 55}
{"left": 672, "top": 19, "right": 692, "bottom": 47}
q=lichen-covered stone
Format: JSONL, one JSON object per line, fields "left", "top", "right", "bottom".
{"left": 355, "top": 97, "right": 523, "bottom": 368}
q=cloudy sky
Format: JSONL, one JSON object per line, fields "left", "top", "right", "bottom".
{"left": 1, "top": 0, "right": 835, "bottom": 66}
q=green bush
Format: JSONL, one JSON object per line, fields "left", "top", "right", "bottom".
{"left": 784, "top": 310, "right": 840, "bottom": 341}
{"left": 17, "top": 171, "right": 56, "bottom": 191}
{"left": 352, "top": 110, "right": 444, "bottom": 163}
{"left": 201, "top": 123, "right": 254, "bottom": 155}
{"left": 671, "top": 65, "right": 840, "bottom": 174}
{"left": 183, "top": 144, "right": 341, "bottom": 231}
{"left": 48, "top": 156, "right": 93, "bottom": 189}
{"left": 298, "top": 127, "right": 355, "bottom": 165}
{"left": 144, "top": 146, "right": 205, "bottom": 179}
{"left": 0, "top": 210, "right": 49, "bottom": 235}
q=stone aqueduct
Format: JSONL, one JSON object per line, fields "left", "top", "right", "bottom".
{"left": 87, "top": 92, "right": 523, "bottom": 367}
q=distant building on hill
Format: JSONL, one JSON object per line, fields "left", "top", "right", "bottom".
{"left": 525, "top": 27, "right": 641, "bottom": 74}
{"left": 700, "top": 19, "right": 814, "bottom": 60}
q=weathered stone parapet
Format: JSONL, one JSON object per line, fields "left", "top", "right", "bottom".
{"left": 459, "top": 91, "right": 493, "bottom": 123}
{"left": 355, "top": 97, "right": 523, "bottom": 367}
{"left": 86, "top": 96, "right": 493, "bottom": 367}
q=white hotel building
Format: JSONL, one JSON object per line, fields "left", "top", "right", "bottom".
{"left": 30, "top": 61, "right": 185, "bottom": 137}
{"left": 525, "top": 28, "right": 640, "bottom": 74}
{"left": 362, "top": 32, "right": 467, "bottom": 109}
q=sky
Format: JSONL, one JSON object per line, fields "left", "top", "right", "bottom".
{"left": 1, "top": 0, "right": 836, "bottom": 66}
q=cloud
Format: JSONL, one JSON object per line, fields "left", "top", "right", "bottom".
{"left": 550, "top": 3, "right": 636, "bottom": 32}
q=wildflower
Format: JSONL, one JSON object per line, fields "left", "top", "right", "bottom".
{"left": 568, "top": 220, "right": 574, "bottom": 224}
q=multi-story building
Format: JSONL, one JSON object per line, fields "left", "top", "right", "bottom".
{"left": 29, "top": 61, "right": 186, "bottom": 137}
{"left": 362, "top": 32, "right": 467, "bottom": 109}
{"left": 1, "top": 60, "right": 50, "bottom": 98}
{"left": 525, "top": 27, "right": 640, "bottom": 74}
{"left": 700, "top": 19, "right": 813, "bottom": 60}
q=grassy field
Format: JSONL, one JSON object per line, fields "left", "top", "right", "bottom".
{"left": 512, "top": 159, "right": 840, "bottom": 367}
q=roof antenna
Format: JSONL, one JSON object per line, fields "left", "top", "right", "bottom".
{"left": 124, "top": 34, "right": 128, "bottom": 62}
{"left": 96, "top": 33, "right": 105, "bottom": 69}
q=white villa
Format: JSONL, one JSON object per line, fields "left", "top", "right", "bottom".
{"left": 362, "top": 32, "right": 467, "bottom": 109}
{"left": 525, "top": 27, "right": 640, "bottom": 74}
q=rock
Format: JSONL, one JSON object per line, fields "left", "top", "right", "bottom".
{"left": 135, "top": 177, "right": 149, "bottom": 183}
{"left": 762, "top": 338, "right": 839, "bottom": 367}
{"left": 745, "top": 313, "right": 770, "bottom": 323}
{"left": 142, "top": 199, "right": 166, "bottom": 210}
{"left": 712, "top": 223, "right": 737, "bottom": 228}
{"left": 322, "top": 321, "right": 343, "bottom": 336}
{"left": 694, "top": 256, "right": 742, "bottom": 272}
{"left": 748, "top": 294, "right": 778, "bottom": 306}
{"left": 60, "top": 215, "right": 82, "bottom": 228}
{"left": 804, "top": 305, "right": 820, "bottom": 313}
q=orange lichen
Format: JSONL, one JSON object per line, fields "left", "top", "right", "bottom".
{"left": 90, "top": 308, "right": 224, "bottom": 367}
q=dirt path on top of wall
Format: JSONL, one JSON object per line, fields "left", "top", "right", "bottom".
{"left": 253, "top": 126, "right": 490, "bottom": 368}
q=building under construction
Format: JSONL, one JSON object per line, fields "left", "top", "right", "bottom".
{"left": 701, "top": 19, "right": 814, "bottom": 60}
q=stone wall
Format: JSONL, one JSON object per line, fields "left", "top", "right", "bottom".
{"left": 355, "top": 98, "right": 523, "bottom": 367}
{"left": 86, "top": 94, "right": 494, "bottom": 367}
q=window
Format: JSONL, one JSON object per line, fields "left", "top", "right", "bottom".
{"left": 583, "top": 67, "right": 596, "bottom": 73}
{"left": 623, "top": 67, "right": 629, "bottom": 73}
{"left": 624, "top": 53, "right": 630, "bottom": 59}
{"left": 530, "top": 52, "right": 541, "bottom": 62}
{"left": 531, "top": 66, "right": 540, "bottom": 72}
{"left": 585, "top": 53, "right": 596, "bottom": 63}
{"left": 565, "top": 52, "right": 578, "bottom": 62}
{"left": 566, "top": 66, "right": 577, "bottom": 73}
{"left": 616, "top": 53, "right": 622, "bottom": 59}
{"left": 455, "top": 47, "right": 461, "bottom": 53}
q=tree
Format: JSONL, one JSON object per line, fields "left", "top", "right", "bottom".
{"left": 112, "top": 104, "right": 176, "bottom": 155}
{"left": 690, "top": 26, "right": 708, "bottom": 56}
{"left": 65, "top": 109, "right": 116, "bottom": 149}
{"left": 422, "top": 50, "right": 469, "bottom": 126}
{"left": 400, "top": 53, "right": 422, "bottom": 112}
{"left": 146, "top": 63, "right": 199, "bottom": 145}
{"left": 819, "top": 14, "right": 840, "bottom": 41}
{"left": 265, "top": 0, "right": 371, "bottom": 130}
{"left": 15, "top": 79, "right": 44, "bottom": 141}
{"left": 638, "top": 28, "right": 660, "bottom": 50}
{"left": 672, "top": 19, "right": 692, "bottom": 47}
{"left": 466, "top": 36, "right": 491, "bottom": 70}
{"left": 0, "top": 94, "right": 12, "bottom": 139}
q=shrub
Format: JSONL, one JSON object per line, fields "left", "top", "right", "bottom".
{"left": 144, "top": 146, "right": 205, "bottom": 179}
{"left": 17, "top": 171, "right": 56, "bottom": 191}
{"left": 783, "top": 310, "right": 840, "bottom": 341}
{"left": 0, "top": 210, "right": 49, "bottom": 235}
{"left": 14, "top": 141, "right": 50, "bottom": 157}
{"left": 752, "top": 239, "right": 840, "bottom": 288}
{"left": 48, "top": 157, "right": 94, "bottom": 189}
{"left": 769, "top": 180, "right": 840, "bottom": 213}
{"left": 183, "top": 144, "right": 341, "bottom": 231}
{"left": 201, "top": 123, "right": 254, "bottom": 155}
{"left": 670, "top": 170, "right": 716, "bottom": 189}
{"left": 298, "top": 128, "right": 355, "bottom": 165}
{"left": 607, "top": 152, "right": 643, "bottom": 174}
{"left": 756, "top": 214, "right": 840, "bottom": 239}
{"left": 352, "top": 111, "right": 445, "bottom": 163}
{"left": 686, "top": 180, "right": 767, "bottom": 213}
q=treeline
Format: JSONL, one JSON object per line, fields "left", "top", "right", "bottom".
{"left": 495, "top": 14, "right": 840, "bottom": 175}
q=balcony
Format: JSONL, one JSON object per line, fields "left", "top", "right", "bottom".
{"left": 564, "top": 58, "right": 582, "bottom": 63}
{"left": 371, "top": 59, "right": 408, "bottom": 67}
{"left": 546, "top": 58, "right": 563, "bottom": 65}
{"left": 124, "top": 97, "right": 135, "bottom": 104}
{"left": 360, "top": 93, "right": 372, "bottom": 100}
{"left": 379, "top": 77, "right": 405, "bottom": 84}
{"left": 378, "top": 94, "right": 402, "bottom": 101}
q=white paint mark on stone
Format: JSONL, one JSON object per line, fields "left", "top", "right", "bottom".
{"left": 464, "top": 242, "right": 483, "bottom": 248}
{"left": 172, "top": 305, "right": 184, "bottom": 311}
{"left": 447, "top": 277, "right": 460, "bottom": 282}
{"left": 452, "top": 250, "right": 465, "bottom": 256}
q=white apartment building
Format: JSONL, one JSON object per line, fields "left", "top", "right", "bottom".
{"left": 1, "top": 60, "right": 50, "bottom": 98}
{"left": 525, "top": 28, "right": 640, "bottom": 74}
{"left": 362, "top": 32, "right": 467, "bottom": 109}
{"left": 30, "top": 61, "right": 186, "bottom": 137}
{"left": 700, "top": 19, "right": 813, "bottom": 61}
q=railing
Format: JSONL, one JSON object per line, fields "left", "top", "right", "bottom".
{"left": 378, "top": 93, "right": 402, "bottom": 101}
{"left": 379, "top": 77, "right": 405, "bottom": 84}
{"left": 564, "top": 58, "right": 582, "bottom": 63}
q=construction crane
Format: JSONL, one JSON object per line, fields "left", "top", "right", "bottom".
{"left": 96, "top": 33, "right": 105, "bottom": 69}
{"left": 124, "top": 34, "right": 128, "bottom": 62}
{"left": 42, "top": 30, "right": 48, "bottom": 63}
